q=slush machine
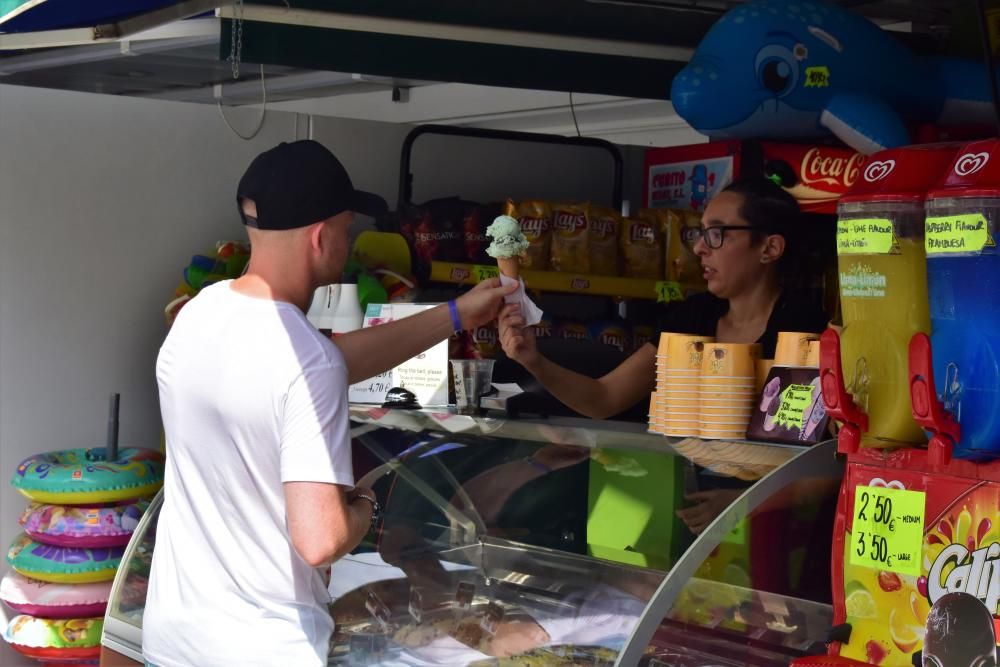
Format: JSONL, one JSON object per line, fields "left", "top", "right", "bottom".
{"left": 910, "top": 139, "right": 1000, "bottom": 464}
{"left": 821, "top": 145, "right": 957, "bottom": 453}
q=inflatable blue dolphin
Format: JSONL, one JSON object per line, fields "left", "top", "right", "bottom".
{"left": 670, "top": 0, "right": 996, "bottom": 154}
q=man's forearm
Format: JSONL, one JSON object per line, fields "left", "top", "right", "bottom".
{"left": 331, "top": 503, "right": 372, "bottom": 563}
{"left": 334, "top": 304, "right": 453, "bottom": 384}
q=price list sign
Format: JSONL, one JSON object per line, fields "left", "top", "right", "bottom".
{"left": 849, "top": 485, "right": 925, "bottom": 576}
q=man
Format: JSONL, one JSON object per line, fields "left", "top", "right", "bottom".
{"left": 143, "top": 140, "right": 515, "bottom": 667}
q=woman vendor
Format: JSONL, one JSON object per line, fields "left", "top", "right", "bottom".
{"left": 497, "top": 178, "right": 830, "bottom": 533}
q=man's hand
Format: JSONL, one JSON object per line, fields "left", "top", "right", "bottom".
{"left": 455, "top": 278, "right": 518, "bottom": 331}
{"left": 675, "top": 489, "right": 742, "bottom": 535}
{"left": 487, "top": 619, "right": 550, "bottom": 658}
{"left": 498, "top": 303, "right": 541, "bottom": 371}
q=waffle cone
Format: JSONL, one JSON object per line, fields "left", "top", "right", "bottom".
{"left": 497, "top": 256, "right": 520, "bottom": 279}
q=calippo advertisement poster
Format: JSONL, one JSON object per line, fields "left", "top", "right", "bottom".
{"left": 834, "top": 457, "right": 1000, "bottom": 665}
{"left": 645, "top": 141, "right": 740, "bottom": 211}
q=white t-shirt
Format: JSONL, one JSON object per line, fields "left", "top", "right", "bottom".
{"left": 143, "top": 281, "right": 355, "bottom": 667}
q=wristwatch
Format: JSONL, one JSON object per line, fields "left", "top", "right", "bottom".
{"left": 351, "top": 492, "right": 382, "bottom": 533}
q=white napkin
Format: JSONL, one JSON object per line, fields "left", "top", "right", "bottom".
{"left": 500, "top": 274, "right": 544, "bottom": 325}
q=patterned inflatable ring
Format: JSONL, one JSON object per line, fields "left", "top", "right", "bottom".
{"left": 3, "top": 614, "right": 102, "bottom": 662}
{"left": 11, "top": 447, "right": 165, "bottom": 505}
{"left": 0, "top": 571, "right": 111, "bottom": 619}
{"left": 19, "top": 499, "right": 148, "bottom": 548}
{"left": 7, "top": 534, "right": 123, "bottom": 584}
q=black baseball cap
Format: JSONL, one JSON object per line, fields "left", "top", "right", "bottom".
{"left": 236, "top": 140, "right": 388, "bottom": 230}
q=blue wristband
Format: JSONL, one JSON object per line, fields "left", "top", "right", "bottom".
{"left": 448, "top": 300, "right": 463, "bottom": 332}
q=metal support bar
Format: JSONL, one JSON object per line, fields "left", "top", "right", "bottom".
{"left": 218, "top": 4, "right": 694, "bottom": 63}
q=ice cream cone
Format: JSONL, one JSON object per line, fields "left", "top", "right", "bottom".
{"left": 497, "top": 256, "right": 521, "bottom": 280}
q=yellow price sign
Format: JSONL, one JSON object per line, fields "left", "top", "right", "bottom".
{"left": 772, "top": 384, "right": 815, "bottom": 431}
{"left": 473, "top": 265, "right": 500, "bottom": 282}
{"left": 837, "top": 218, "right": 897, "bottom": 255}
{"left": 804, "top": 66, "right": 830, "bottom": 88}
{"left": 655, "top": 281, "right": 684, "bottom": 303}
{"left": 849, "top": 485, "right": 925, "bottom": 576}
{"left": 926, "top": 214, "right": 996, "bottom": 255}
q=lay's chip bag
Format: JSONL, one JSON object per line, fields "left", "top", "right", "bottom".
{"left": 587, "top": 205, "right": 621, "bottom": 276}
{"left": 555, "top": 319, "right": 591, "bottom": 342}
{"left": 621, "top": 214, "right": 663, "bottom": 280}
{"left": 673, "top": 210, "right": 707, "bottom": 289}
{"left": 550, "top": 203, "right": 590, "bottom": 273}
{"left": 512, "top": 199, "right": 552, "bottom": 271}
{"left": 590, "top": 320, "right": 630, "bottom": 353}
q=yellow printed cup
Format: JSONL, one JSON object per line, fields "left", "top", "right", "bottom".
{"left": 755, "top": 359, "right": 775, "bottom": 392}
{"left": 805, "top": 340, "right": 821, "bottom": 368}
{"left": 775, "top": 331, "right": 820, "bottom": 367}
{"left": 666, "top": 335, "right": 715, "bottom": 372}
{"left": 701, "top": 343, "right": 757, "bottom": 377}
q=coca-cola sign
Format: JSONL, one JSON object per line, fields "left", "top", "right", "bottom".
{"left": 801, "top": 147, "right": 866, "bottom": 188}
{"left": 762, "top": 142, "right": 866, "bottom": 214}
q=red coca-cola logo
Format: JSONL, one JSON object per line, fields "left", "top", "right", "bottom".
{"left": 553, "top": 211, "right": 587, "bottom": 233}
{"left": 800, "top": 147, "right": 865, "bottom": 189}
{"left": 518, "top": 216, "right": 549, "bottom": 237}
{"left": 629, "top": 223, "right": 655, "bottom": 244}
{"left": 589, "top": 218, "right": 616, "bottom": 238}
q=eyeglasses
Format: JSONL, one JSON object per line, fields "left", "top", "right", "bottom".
{"left": 681, "top": 225, "right": 755, "bottom": 250}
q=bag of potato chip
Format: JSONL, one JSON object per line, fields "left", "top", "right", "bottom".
{"left": 555, "top": 320, "right": 591, "bottom": 342}
{"left": 590, "top": 320, "right": 630, "bottom": 353}
{"left": 513, "top": 200, "right": 552, "bottom": 271}
{"left": 632, "top": 324, "right": 654, "bottom": 351}
{"left": 471, "top": 324, "right": 500, "bottom": 358}
{"left": 674, "top": 210, "right": 707, "bottom": 289}
{"left": 621, "top": 215, "right": 663, "bottom": 279}
{"left": 550, "top": 203, "right": 590, "bottom": 273}
{"left": 587, "top": 205, "right": 621, "bottom": 276}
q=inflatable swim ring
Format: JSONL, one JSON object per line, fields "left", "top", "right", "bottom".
{"left": 3, "top": 614, "right": 102, "bottom": 663}
{"left": 0, "top": 571, "right": 111, "bottom": 618}
{"left": 11, "top": 447, "right": 165, "bottom": 504}
{"left": 20, "top": 499, "right": 147, "bottom": 548}
{"left": 7, "top": 533, "right": 123, "bottom": 584}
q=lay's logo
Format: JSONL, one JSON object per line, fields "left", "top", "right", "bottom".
{"left": 590, "top": 218, "right": 616, "bottom": 238}
{"left": 629, "top": 223, "right": 655, "bottom": 244}
{"left": 518, "top": 216, "right": 549, "bottom": 237}
{"left": 553, "top": 211, "right": 586, "bottom": 233}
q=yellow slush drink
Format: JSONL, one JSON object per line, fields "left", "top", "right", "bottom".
{"left": 838, "top": 236, "right": 929, "bottom": 446}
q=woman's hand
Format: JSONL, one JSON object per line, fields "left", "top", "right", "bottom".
{"left": 675, "top": 489, "right": 743, "bottom": 535}
{"left": 498, "top": 303, "right": 541, "bottom": 371}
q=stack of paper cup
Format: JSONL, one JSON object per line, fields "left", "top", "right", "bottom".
{"left": 648, "top": 333, "right": 672, "bottom": 433}
{"left": 662, "top": 334, "right": 714, "bottom": 437}
{"left": 698, "top": 342, "right": 759, "bottom": 439}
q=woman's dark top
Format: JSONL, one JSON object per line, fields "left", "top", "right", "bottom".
{"left": 656, "top": 290, "right": 829, "bottom": 358}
